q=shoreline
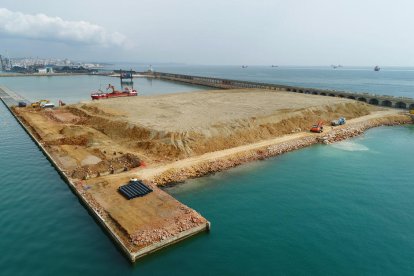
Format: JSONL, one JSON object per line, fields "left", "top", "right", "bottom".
{"left": 141, "top": 113, "right": 412, "bottom": 186}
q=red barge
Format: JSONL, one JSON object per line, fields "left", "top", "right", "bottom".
{"left": 91, "top": 84, "right": 138, "bottom": 100}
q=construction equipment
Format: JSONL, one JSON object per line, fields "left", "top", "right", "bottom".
{"left": 331, "top": 117, "right": 346, "bottom": 126}
{"left": 107, "top": 84, "right": 120, "bottom": 93}
{"left": 0, "top": 55, "right": 4, "bottom": 71}
{"left": 31, "top": 99, "right": 49, "bottom": 108}
{"left": 310, "top": 120, "right": 324, "bottom": 133}
{"left": 59, "top": 100, "right": 66, "bottom": 107}
{"left": 410, "top": 109, "right": 414, "bottom": 115}
{"left": 91, "top": 84, "right": 137, "bottom": 100}
{"left": 42, "top": 102, "right": 55, "bottom": 108}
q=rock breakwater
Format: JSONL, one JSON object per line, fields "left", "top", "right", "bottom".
{"left": 153, "top": 114, "right": 412, "bottom": 186}
{"left": 318, "top": 114, "right": 411, "bottom": 144}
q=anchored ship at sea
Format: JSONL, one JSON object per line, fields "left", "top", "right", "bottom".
{"left": 91, "top": 84, "right": 138, "bottom": 100}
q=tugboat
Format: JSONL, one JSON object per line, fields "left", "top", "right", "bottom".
{"left": 374, "top": 65, "right": 380, "bottom": 71}
{"left": 91, "top": 84, "right": 138, "bottom": 100}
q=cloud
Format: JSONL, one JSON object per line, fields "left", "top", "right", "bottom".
{"left": 0, "top": 8, "right": 127, "bottom": 47}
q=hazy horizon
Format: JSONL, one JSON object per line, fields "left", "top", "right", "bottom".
{"left": 1, "top": 0, "right": 414, "bottom": 66}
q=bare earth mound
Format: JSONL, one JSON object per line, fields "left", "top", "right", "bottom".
{"left": 74, "top": 89, "right": 374, "bottom": 159}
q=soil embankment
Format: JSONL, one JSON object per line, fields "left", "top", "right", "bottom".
{"left": 144, "top": 112, "right": 410, "bottom": 186}
{"left": 71, "top": 89, "right": 374, "bottom": 161}
{"left": 14, "top": 89, "right": 408, "bottom": 184}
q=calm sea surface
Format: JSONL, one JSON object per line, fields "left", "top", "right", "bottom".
{"left": 0, "top": 75, "right": 209, "bottom": 104}
{"left": 0, "top": 67, "right": 414, "bottom": 275}
{"left": 113, "top": 64, "right": 414, "bottom": 98}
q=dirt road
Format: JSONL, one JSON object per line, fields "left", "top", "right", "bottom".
{"left": 135, "top": 109, "right": 403, "bottom": 181}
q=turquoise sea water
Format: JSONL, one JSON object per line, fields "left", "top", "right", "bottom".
{"left": 168, "top": 126, "right": 414, "bottom": 275}
{"left": 1, "top": 67, "right": 414, "bottom": 274}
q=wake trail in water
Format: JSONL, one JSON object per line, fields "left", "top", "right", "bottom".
{"left": 330, "top": 141, "right": 369, "bottom": 152}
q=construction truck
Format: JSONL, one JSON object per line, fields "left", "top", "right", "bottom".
{"left": 310, "top": 120, "right": 324, "bottom": 133}
{"left": 331, "top": 117, "right": 346, "bottom": 126}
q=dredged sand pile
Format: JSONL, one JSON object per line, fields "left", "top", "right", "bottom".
{"left": 73, "top": 89, "right": 374, "bottom": 160}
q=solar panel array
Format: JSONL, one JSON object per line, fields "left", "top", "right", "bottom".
{"left": 118, "top": 180, "right": 153, "bottom": 200}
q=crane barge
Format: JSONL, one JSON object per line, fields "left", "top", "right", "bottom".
{"left": 91, "top": 84, "right": 138, "bottom": 100}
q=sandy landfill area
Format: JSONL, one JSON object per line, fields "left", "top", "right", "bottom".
{"left": 12, "top": 88, "right": 412, "bottom": 261}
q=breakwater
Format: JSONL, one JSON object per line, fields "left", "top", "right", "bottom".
{"left": 0, "top": 86, "right": 30, "bottom": 106}
{"left": 151, "top": 114, "right": 411, "bottom": 186}
{"left": 142, "top": 71, "right": 414, "bottom": 110}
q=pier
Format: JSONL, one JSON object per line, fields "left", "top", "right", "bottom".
{"left": 142, "top": 71, "right": 414, "bottom": 110}
{"left": 0, "top": 86, "right": 30, "bottom": 107}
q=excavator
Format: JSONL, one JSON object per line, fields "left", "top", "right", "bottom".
{"left": 31, "top": 99, "right": 49, "bottom": 108}
{"left": 107, "top": 84, "right": 121, "bottom": 93}
{"left": 310, "top": 120, "right": 324, "bottom": 133}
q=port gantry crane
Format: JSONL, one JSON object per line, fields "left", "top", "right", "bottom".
{"left": 0, "top": 55, "right": 5, "bottom": 71}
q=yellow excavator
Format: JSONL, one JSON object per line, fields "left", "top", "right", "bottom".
{"left": 410, "top": 109, "right": 414, "bottom": 115}
{"left": 31, "top": 99, "right": 50, "bottom": 108}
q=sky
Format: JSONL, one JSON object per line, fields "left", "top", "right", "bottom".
{"left": 0, "top": 0, "right": 413, "bottom": 66}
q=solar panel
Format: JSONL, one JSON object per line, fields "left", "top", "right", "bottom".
{"left": 119, "top": 179, "right": 153, "bottom": 200}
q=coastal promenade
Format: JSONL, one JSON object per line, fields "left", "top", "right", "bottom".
{"left": 142, "top": 71, "right": 414, "bottom": 110}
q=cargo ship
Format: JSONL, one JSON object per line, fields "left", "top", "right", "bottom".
{"left": 91, "top": 84, "right": 138, "bottom": 100}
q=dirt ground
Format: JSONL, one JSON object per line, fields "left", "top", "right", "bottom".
{"left": 79, "top": 89, "right": 367, "bottom": 132}
{"left": 13, "top": 88, "right": 408, "bottom": 255}
{"left": 83, "top": 175, "right": 207, "bottom": 248}
{"left": 13, "top": 88, "right": 384, "bottom": 183}
{"left": 68, "top": 89, "right": 375, "bottom": 161}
